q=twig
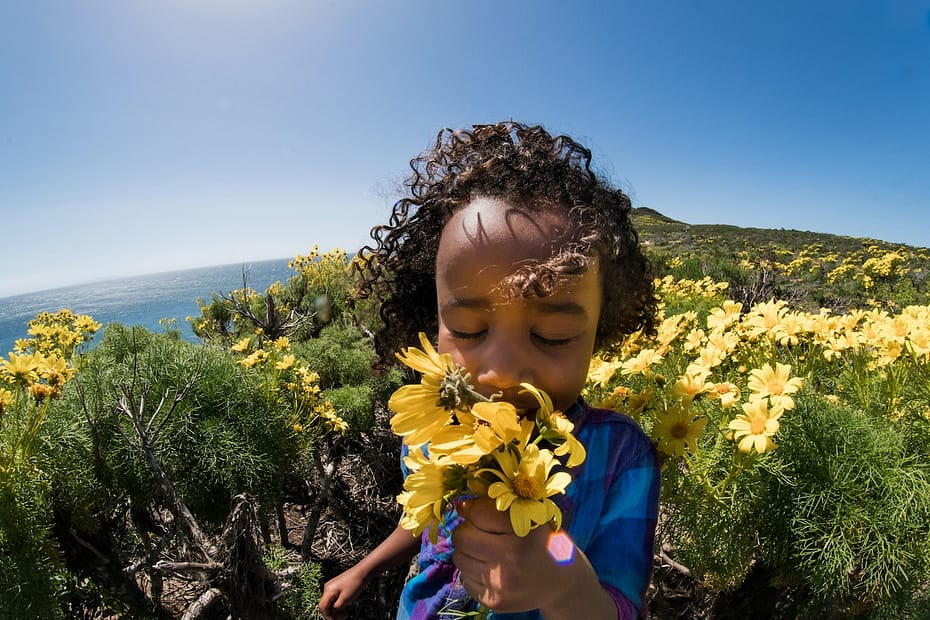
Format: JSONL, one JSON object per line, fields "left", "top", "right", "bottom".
{"left": 180, "top": 587, "right": 223, "bottom": 620}
{"left": 659, "top": 548, "right": 693, "bottom": 578}
{"left": 115, "top": 378, "right": 215, "bottom": 560}
{"left": 68, "top": 527, "right": 111, "bottom": 564}
{"left": 301, "top": 445, "right": 337, "bottom": 560}
{"left": 152, "top": 560, "right": 224, "bottom": 574}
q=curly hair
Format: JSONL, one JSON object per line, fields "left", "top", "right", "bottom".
{"left": 355, "top": 120, "right": 657, "bottom": 363}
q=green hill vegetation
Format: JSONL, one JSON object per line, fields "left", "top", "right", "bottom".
{"left": 632, "top": 207, "right": 930, "bottom": 313}
{"left": 2, "top": 223, "right": 930, "bottom": 619}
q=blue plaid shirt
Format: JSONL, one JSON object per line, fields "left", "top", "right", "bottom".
{"left": 398, "top": 399, "right": 660, "bottom": 620}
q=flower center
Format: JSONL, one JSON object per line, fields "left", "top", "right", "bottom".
{"left": 749, "top": 414, "right": 767, "bottom": 435}
{"left": 511, "top": 473, "right": 540, "bottom": 499}
{"left": 670, "top": 422, "right": 689, "bottom": 439}
{"left": 441, "top": 465, "right": 469, "bottom": 493}
{"left": 439, "top": 369, "right": 476, "bottom": 410}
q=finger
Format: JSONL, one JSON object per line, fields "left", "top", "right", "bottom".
{"left": 320, "top": 589, "right": 349, "bottom": 620}
{"left": 323, "top": 600, "right": 348, "bottom": 620}
{"left": 319, "top": 592, "right": 334, "bottom": 618}
{"left": 460, "top": 498, "right": 512, "bottom": 534}
{"left": 458, "top": 571, "right": 490, "bottom": 604}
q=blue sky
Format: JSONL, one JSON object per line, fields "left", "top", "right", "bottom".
{"left": 1, "top": 1, "right": 929, "bottom": 298}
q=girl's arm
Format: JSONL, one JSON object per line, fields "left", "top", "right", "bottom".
{"left": 319, "top": 523, "right": 420, "bottom": 620}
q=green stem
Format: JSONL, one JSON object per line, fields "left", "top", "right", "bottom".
{"left": 712, "top": 452, "right": 753, "bottom": 499}
{"left": 681, "top": 451, "right": 717, "bottom": 499}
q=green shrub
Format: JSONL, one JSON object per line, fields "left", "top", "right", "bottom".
{"left": 75, "top": 324, "right": 296, "bottom": 526}
{"left": 0, "top": 468, "right": 63, "bottom": 620}
{"left": 767, "top": 396, "right": 930, "bottom": 608}
{"left": 296, "top": 324, "right": 376, "bottom": 389}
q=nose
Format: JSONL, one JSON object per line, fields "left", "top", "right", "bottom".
{"left": 473, "top": 335, "right": 534, "bottom": 397}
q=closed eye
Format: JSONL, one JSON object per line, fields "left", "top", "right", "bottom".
{"left": 533, "top": 333, "right": 574, "bottom": 347}
{"left": 449, "top": 329, "right": 486, "bottom": 340}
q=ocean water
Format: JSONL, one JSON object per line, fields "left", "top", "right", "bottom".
{"left": 0, "top": 258, "right": 294, "bottom": 355}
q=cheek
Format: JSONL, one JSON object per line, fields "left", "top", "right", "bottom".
{"left": 436, "top": 330, "right": 467, "bottom": 369}
{"left": 543, "top": 353, "right": 593, "bottom": 409}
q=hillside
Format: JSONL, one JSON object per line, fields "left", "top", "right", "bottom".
{"left": 630, "top": 208, "right": 930, "bottom": 313}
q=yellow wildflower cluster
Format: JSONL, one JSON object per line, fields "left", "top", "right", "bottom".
{"left": 0, "top": 351, "right": 75, "bottom": 404}
{"left": 230, "top": 335, "right": 348, "bottom": 436}
{"left": 2, "top": 310, "right": 97, "bottom": 473}
{"left": 655, "top": 274, "right": 729, "bottom": 299}
{"left": 3, "top": 309, "right": 98, "bottom": 405}
{"left": 391, "top": 334, "right": 585, "bottom": 539}
{"left": 862, "top": 249, "right": 907, "bottom": 279}
{"left": 660, "top": 240, "right": 929, "bottom": 309}
{"left": 14, "top": 309, "right": 101, "bottom": 359}
{"left": 289, "top": 246, "right": 351, "bottom": 293}
{"left": 818, "top": 244, "right": 922, "bottom": 291}
{"left": 587, "top": 274, "right": 930, "bottom": 498}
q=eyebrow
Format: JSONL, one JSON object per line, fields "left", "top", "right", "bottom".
{"left": 440, "top": 296, "right": 590, "bottom": 317}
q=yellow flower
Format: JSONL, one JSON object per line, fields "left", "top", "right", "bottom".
{"left": 238, "top": 350, "right": 267, "bottom": 368}
{"left": 774, "top": 313, "right": 806, "bottom": 347}
{"left": 707, "top": 381, "right": 741, "bottom": 409}
{"left": 620, "top": 348, "right": 664, "bottom": 376}
{"left": 429, "top": 401, "right": 526, "bottom": 465}
{"left": 594, "top": 385, "right": 629, "bottom": 410}
{"left": 747, "top": 363, "right": 803, "bottom": 410}
{"left": 1, "top": 352, "right": 40, "bottom": 386}
{"left": 873, "top": 339, "right": 903, "bottom": 366}
{"left": 485, "top": 444, "right": 571, "bottom": 537}
{"left": 275, "top": 354, "right": 296, "bottom": 370}
{"left": 909, "top": 330, "right": 930, "bottom": 358}
{"left": 683, "top": 329, "right": 706, "bottom": 352}
{"left": 399, "top": 452, "right": 470, "bottom": 540}
{"left": 321, "top": 409, "right": 349, "bottom": 434}
{"left": 521, "top": 383, "right": 586, "bottom": 468}
{"left": 0, "top": 388, "right": 14, "bottom": 413}
{"left": 728, "top": 399, "right": 782, "bottom": 454}
{"left": 689, "top": 346, "right": 725, "bottom": 373}
{"left": 669, "top": 371, "right": 711, "bottom": 403}
{"left": 389, "top": 382, "right": 455, "bottom": 446}
{"left": 587, "top": 357, "right": 620, "bottom": 388}
{"left": 706, "top": 300, "right": 742, "bottom": 331}
{"left": 396, "top": 332, "right": 457, "bottom": 381}
{"left": 74, "top": 315, "right": 102, "bottom": 334}
{"left": 37, "top": 354, "right": 73, "bottom": 387}
{"left": 650, "top": 402, "right": 707, "bottom": 456}
{"left": 743, "top": 299, "right": 789, "bottom": 339}
{"left": 389, "top": 332, "right": 482, "bottom": 446}
{"left": 29, "top": 383, "right": 56, "bottom": 401}
{"left": 706, "top": 329, "right": 739, "bottom": 356}
{"left": 231, "top": 337, "right": 251, "bottom": 352}
{"left": 624, "top": 389, "right": 654, "bottom": 419}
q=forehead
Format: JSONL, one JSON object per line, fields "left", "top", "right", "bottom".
{"left": 436, "top": 197, "right": 572, "bottom": 280}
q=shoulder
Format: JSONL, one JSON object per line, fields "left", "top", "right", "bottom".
{"left": 571, "top": 399, "right": 657, "bottom": 474}
{"left": 572, "top": 399, "right": 651, "bottom": 445}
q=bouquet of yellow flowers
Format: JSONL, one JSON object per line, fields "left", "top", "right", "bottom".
{"left": 389, "top": 333, "right": 586, "bottom": 542}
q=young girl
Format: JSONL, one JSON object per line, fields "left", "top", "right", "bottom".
{"left": 319, "top": 121, "right": 660, "bottom": 620}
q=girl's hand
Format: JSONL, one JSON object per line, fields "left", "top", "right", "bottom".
{"left": 451, "top": 498, "right": 565, "bottom": 614}
{"left": 319, "top": 565, "right": 368, "bottom": 620}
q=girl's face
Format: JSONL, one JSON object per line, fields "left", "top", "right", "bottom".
{"left": 435, "top": 197, "right": 602, "bottom": 412}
